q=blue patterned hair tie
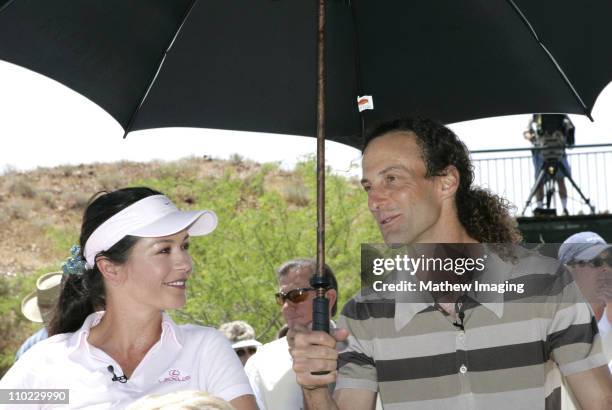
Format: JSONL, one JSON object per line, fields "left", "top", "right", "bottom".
{"left": 62, "top": 245, "right": 87, "bottom": 276}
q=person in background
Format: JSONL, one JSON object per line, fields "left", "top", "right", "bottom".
{"left": 559, "top": 231, "right": 612, "bottom": 360}
{"left": 219, "top": 321, "right": 262, "bottom": 366}
{"left": 524, "top": 113, "right": 574, "bottom": 215}
{"left": 244, "top": 258, "right": 338, "bottom": 410}
{"left": 15, "top": 271, "right": 62, "bottom": 360}
{"left": 0, "top": 187, "right": 256, "bottom": 410}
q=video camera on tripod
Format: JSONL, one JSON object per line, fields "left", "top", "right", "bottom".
{"left": 533, "top": 114, "right": 575, "bottom": 174}
{"left": 522, "top": 113, "right": 595, "bottom": 215}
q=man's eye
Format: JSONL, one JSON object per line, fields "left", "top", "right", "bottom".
{"left": 158, "top": 247, "right": 171, "bottom": 254}
{"left": 386, "top": 175, "right": 397, "bottom": 183}
{"left": 182, "top": 243, "right": 190, "bottom": 250}
{"left": 362, "top": 184, "right": 371, "bottom": 192}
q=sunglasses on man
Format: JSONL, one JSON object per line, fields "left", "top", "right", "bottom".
{"left": 234, "top": 347, "right": 257, "bottom": 357}
{"left": 275, "top": 287, "right": 314, "bottom": 306}
{"left": 568, "top": 254, "right": 612, "bottom": 268}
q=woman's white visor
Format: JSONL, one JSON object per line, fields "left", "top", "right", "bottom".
{"left": 84, "top": 195, "right": 217, "bottom": 268}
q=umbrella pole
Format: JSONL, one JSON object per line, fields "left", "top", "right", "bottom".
{"left": 311, "top": 0, "right": 331, "bottom": 340}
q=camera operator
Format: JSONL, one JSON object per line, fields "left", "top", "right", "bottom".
{"left": 524, "top": 113, "right": 574, "bottom": 215}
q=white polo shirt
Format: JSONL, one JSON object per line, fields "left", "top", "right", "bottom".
{"left": 245, "top": 336, "right": 301, "bottom": 410}
{"left": 0, "top": 311, "right": 252, "bottom": 409}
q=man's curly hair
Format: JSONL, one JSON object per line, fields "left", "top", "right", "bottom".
{"left": 363, "top": 116, "right": 522, "bottom": 244}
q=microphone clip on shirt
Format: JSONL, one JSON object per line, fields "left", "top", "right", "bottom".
{"left": 452, "top": 295, "right": 467, "bottom": 331}
{"left": 107, "top": 365, "right": 128, "bottom": 383}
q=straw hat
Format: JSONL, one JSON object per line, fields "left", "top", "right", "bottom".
{"left": 21, "top": 271, "right": 63, "bottom": 323}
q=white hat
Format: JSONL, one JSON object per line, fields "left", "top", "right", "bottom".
{"left": 231, "top": 339, "right": 263, "bottom": 349}
{"left": 84, "top": 195, "right": 217, "bottom": 267}
{"left": 558, "top": 231, "right": 611, "bottom": 264}
{"left": 21, "top": 271, "right": 63, "bottom": 323}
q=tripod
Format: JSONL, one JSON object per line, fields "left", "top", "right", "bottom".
{"left": 522, "top": 155, "right": 595, "bottom": 216}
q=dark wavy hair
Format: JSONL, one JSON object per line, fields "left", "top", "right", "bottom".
{"left": 363, "top": 116, "right": 522, "bottom": 244}
{"left": 48, "top": 187, "right": 162, "bottom": 336}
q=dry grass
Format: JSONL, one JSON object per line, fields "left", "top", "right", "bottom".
{"left": 98, "top": 173, "right": 124, "bottom": 191}
{"left": 8, "top": 179, "right": 36, "bottom": 199}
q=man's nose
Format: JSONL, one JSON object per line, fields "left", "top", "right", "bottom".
{"left": 368, "top": 187, "right": 389, "bottom": 211}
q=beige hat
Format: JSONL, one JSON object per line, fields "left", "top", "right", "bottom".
{"left": 218, "top": 320, "right": 262, "bottom": 349}
{"left": 21, "top": 271, "right": 63, "bottom": 323}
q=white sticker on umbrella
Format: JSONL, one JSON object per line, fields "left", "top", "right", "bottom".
{"left": 357, "top": 95, "right": 374, "bottom": 112}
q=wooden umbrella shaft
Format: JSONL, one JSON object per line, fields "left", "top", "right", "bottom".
{"left": 316, "top": 0, "right": 325, "bottom": 279}
{"left": 311, "top": 0, "right": 331, "bottom": 343}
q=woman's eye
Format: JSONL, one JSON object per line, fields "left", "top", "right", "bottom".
{"left": 182, "top": 243, "right": 190, "bottom": 250}
{"left": 386, "top": 175, "right": 397, "bottom": 183}
{"left": 158, "top": 247, "right": 171, "bottom": 254}
{"left": 362, "top": 184, "right": 371, "bottom": 192}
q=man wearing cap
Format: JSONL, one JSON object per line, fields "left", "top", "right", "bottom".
{"left": 16, "top": 271, "right": 63, "bottom": 360}
{"left": 559, "top": 231, "right": 612, "bottom": 361}
{"left": 244, "top": 259, "right": 339, "bottom": 410}
{"left": 219, "top": 321, "right": 263, "bottom": 366}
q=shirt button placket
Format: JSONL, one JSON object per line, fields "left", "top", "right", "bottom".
{"left": 456, "top": 331, "right": 467, "bottom": 373}
{"left": 456, "top": 330, "right": 471, "bottom": 399}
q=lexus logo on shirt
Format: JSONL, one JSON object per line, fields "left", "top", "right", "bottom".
{"left": 158, "top": 369, "right": 191, "bottom": 383}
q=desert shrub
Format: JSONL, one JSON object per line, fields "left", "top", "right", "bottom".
{"left": 9, "top": 179, "right": 36, "bottom": 199}
{"left": 283, "top": 182, "right": 310, "bottom": 207}
{"left": 229, "top": 153, "right": 244, "bottom": 167}
{"left": 61, "top": 191, "right": 91, "bottom": 211}
{"left": 98, "top": 173, "right": 123, "bottom": 191}
{"left": 5, "top": 200, "right": 33, "bottom": 220}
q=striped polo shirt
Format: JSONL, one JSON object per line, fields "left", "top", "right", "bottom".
{"left": 337, "top": 247, "right": 606, "bottom": 409}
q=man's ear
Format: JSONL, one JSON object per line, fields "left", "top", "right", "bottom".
{"left": 438, "top": 165, "right": 460, "bottom": 200}
{"left": 326, "top": 289, "right": 337, "bottom": 316}
{"left": 95, "top": 256, "right": 124, "bottom": 286}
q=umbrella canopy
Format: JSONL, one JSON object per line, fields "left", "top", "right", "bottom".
{"left": 1, "top": 0, "right": 611, "bottom": 149}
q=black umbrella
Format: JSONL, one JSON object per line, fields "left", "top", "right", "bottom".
{"left": 1, "top": 1, "right": 610, "bottom": 145}
{"left": 1, "top": 0, "right": 611, "bottom": 333}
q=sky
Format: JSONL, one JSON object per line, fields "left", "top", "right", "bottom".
{"left": 0, "top": 60, "right": 611, "bottom": 214}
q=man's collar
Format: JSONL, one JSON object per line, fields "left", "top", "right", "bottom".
{"left": 394, "top": 246, "right": 512, "bottom": 331}
{"left": 394, "top": 300, "right": 504, "bottom": 332}
{"left": 467, "top": 246, "right": 512, "bottom": 317}
{"left": 394, "top": 302, "right": 431, "bottom": 331}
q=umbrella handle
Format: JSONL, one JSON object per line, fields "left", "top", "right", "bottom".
{"left": 311, "top": 293, "right": 331, "bottom": 376}
{"left": 312, "top": 294, "right": 330, "bottom": 334}
{"left": 310, "top": 273, "right": 331, "bottom": 375}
